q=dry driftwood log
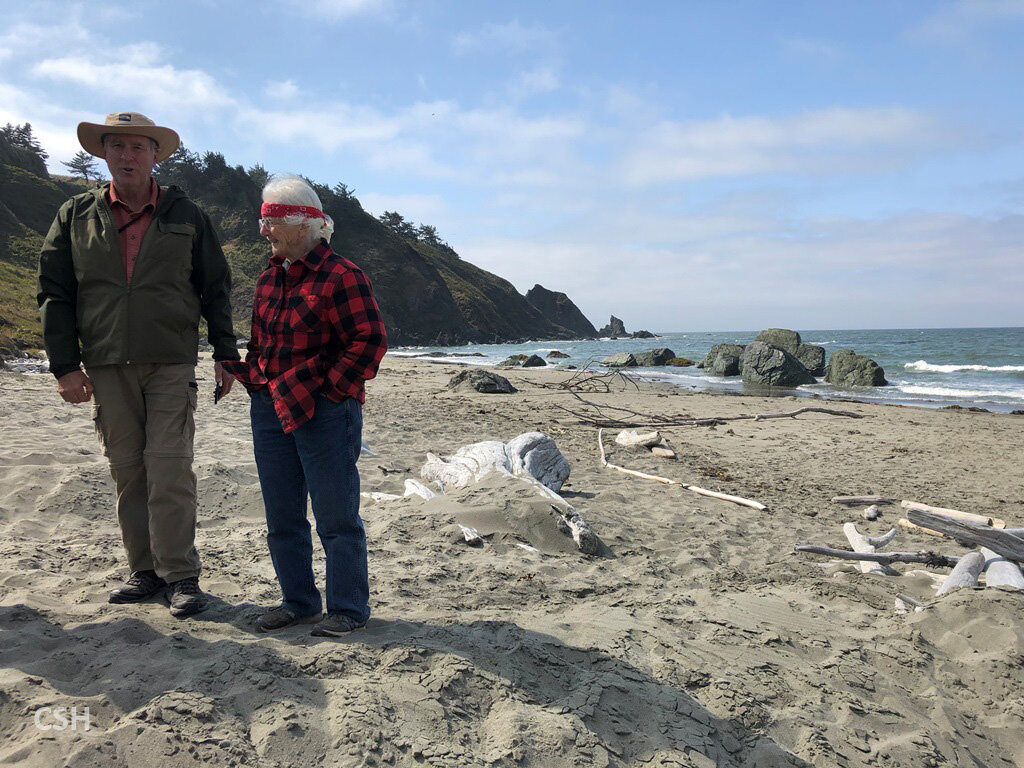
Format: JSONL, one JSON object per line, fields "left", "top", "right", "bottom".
{"left": 896, "top": 518, "right": 944, "bottom": 537}
{"left": 832, "top": 495, "right": 896, "bottom": 506}
{"left": 793, "top": 545, "right": 959, "bottom": 568}
{"left": 980, "top": 547, "right": 1024, "bottom": 589}
{"left": 906, "top": 509, "right": 1024, "bottom": 563}
{"left": 597, "top": 429, "right": 767, "bottom": 511}
{"left": 843, "top": 523, "right": 898, "bottom": 575}
{"left": 936, "top": 550, "right": 985, "bottom": 595}
{"left": 615, "top": 429, "right": 663, "bottom": 448}
{"left": 901, "top": 500, "right": 1005, "bottom": 529}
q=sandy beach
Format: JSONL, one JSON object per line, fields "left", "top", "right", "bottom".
{"left": 1, "top": 354, "right": 1022, "bottom": 767}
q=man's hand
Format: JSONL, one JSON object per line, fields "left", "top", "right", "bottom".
{"left": 57, "top": 370, "right": 94, "bottom": 404}
{"left": 214, "top": 361, "right": 235, "bottom": 401}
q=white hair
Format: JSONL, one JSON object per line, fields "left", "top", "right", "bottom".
{"left": 262, "top": 174, "right": 335, "bottom": 244}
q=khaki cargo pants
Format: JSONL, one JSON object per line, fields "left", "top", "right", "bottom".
{"left": 87, "top": 363, "right": 201, "bottom": 584}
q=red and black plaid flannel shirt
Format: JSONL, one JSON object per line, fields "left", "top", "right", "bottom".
{"left": 222, "top": 240, "right": 387, "bottom": 433}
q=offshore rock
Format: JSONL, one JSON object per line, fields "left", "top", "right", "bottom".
{"left": 699, "top": 344, "right": 746, "bottom": 377}
{"left": 741, "top": 341, "right": 816, "bottom": 387}
{"left": 601, "top": 352, "right": 637, "bottom": 367}
{"left": 826, "top": 349, "right": 888, "bottom": 387}
{"left": 754, "top": 328, "right": 801, "bottom": 354}
{"left": 796, "top": 344, "right": 826, "bottom": 376}
{"left": 521, "top": 354, "right": 547, "bottom": 367}
{"left": 634, "top": 348, "right": 676, "bottom": 367}
{"left": 599, "top": 316, "right": 628, "bottom": 338}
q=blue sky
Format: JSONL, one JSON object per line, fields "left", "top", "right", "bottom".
{"left": 2, "top": 0, "right": 1022, "bottom": 332}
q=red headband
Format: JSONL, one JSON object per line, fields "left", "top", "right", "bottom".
{"left": 261, "top": 203, "right": 325, "bottom": 220}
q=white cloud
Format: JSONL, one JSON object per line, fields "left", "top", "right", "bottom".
{"left": 914, "top": 0, "right": 1024, "bottom": 43}
{"left": 34, "top": 44, "right": 233, "bottom": 114}
{"left": 507, "top": 66, "right": 560, "bottom": 99}
{"left": 264, "top": 79, "right": 300, "bottom": 101}
{"left": 620, "top": 107, "right": 935, "bottom": 185}
{"left": 283, "top": 0, "right": 390, "bottom": 21}
{"left": 453, "top": 20, "right": 557, "bottom": 55}
{"left": 237, "top": 103, "right": 400, "bottom": 150}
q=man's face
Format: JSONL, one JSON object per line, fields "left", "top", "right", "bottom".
{"left": 103, "top": 133, "right": 158, "bottom": 190}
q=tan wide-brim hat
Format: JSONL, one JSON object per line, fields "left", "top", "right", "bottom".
{"left": 77, "top": 112, "right": 180, "bottom": 163}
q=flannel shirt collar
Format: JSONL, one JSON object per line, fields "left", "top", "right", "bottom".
{"left": 269, "top": 239, "right": 332, "bottom": 272}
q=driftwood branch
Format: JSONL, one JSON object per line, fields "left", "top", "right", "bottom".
{"left": 905, "top": 509, "right": 1024, "bottom": 563}
{"left": 597, "top": 428, "right": 768, "bottom": 511}
{"left": 843, "top": 522, "right": 897, "bottom": 575}
{"left": 570, "top": 405, "right": 864, "bottom": 429}
{"left": 794, "top": 545, "right": 959, "bottom": 568}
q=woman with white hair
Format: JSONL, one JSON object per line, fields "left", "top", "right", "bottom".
{"left": 222, "top": 174, "right": 387, "bottom": 636}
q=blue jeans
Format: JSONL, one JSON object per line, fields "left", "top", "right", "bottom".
{"left": 249, "top": 389, "right": 369, "bottom": 621}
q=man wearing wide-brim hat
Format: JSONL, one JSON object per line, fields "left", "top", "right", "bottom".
{"left": 37, "top": 112, "right": 240, "bottom": 618}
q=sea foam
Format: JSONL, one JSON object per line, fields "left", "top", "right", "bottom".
{"left": 904, "top": 360, "right": 1024, "bottom": 374}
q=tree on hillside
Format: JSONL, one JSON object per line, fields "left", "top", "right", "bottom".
{"left": 333, "top": 181, "right": 355, "bottom": 199}
{"left": 1, "top": 122, "right": 49, "bottom": 162}
{"left": 417, "top": 224, "right": 442, "bottom": 246}
{"left": 61, "top": 150, "right": 100, "bottom": 181}
{"left": 379, "top": 210, "right": 415, "bottom": 240}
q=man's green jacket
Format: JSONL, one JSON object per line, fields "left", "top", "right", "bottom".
{"left": 37, "top": 183, "right": 239, "bottom": 378}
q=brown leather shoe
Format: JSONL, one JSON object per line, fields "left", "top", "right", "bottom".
{"left": 108, "top": 570, "right": 166, "bottom": 604}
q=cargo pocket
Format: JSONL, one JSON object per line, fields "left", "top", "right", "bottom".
{"left": 91, "top": 403, "right": 109, "bottom": 456}
{"left": 184, "top": 383, "right": 199, "bottom": 439}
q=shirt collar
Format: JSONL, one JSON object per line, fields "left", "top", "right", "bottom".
{"left": 270, "top": 239, "right": 332, "bottom": 270}
{"left": 108, "top": 177, "right": 159, "bottom": 211}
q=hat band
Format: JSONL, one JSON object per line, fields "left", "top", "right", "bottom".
{"left": 261, "top": 203, "right": 325, "bottom": 220}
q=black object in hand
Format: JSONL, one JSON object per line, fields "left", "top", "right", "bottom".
{"left": 214, "top": 382, "right": 223, "bottom": 404}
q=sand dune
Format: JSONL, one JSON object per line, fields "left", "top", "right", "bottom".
{"left": 1, "top": 356, "right": 1021, "bottom": 767}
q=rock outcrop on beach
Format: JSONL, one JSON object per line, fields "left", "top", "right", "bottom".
{"left": 601, "top": 352, "right": 637, "bottom": 367}
{"left": 525, "top": 285, "right": 598, "bottom": 339}
{"left": 796, "top": 344, "right": 826, "bottom": 376}
{"left": 447, "top": 369, "right": 517, "bottom": 393}
{"left": 741, "top": 341, "right": 817, "bottom": 387}
{"left": 0, "top": 133, "right": 598, "bottom": 351}
{"left": 633, "top": 348, "right": 676, "bottom": 366}
{"left": 754, "top": 329, "right": 826, "bottom": 377}
{"left": 699, "top": 343, "right": 746, "bottom": 376}
{"left": 826, "top": 349, "right": 888, "bottom": 386}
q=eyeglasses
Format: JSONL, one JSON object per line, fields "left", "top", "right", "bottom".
{"left": 258, "top": 218, "right": 283, "bottom": 229}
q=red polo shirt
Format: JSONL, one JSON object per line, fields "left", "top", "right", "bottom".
{"left": 107, "top": 178, "right": 160, "bottom": 283}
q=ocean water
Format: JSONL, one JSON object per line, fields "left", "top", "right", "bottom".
{"left": 393, "top": 327, "right": 1024, "bottom": 414}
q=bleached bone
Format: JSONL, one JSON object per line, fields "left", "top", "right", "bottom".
{"left": 421, "top": 433, "right": 569, "bottom": 493}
